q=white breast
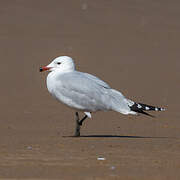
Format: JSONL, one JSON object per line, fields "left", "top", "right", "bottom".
{"left": 46, "top": 71, "right": 58, "bottom": 97}
{"left": 46, "top": 71, "right": 81, "bottom": 110}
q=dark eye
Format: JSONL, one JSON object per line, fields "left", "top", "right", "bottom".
{"left": 57, "top": 62, "right": 61, "bottom": 65}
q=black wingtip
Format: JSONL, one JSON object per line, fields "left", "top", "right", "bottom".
{"left": 129, "top": 102, "right": 159, "bottom": 117}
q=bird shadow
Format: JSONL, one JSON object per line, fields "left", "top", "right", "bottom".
{"left": 63, "top": 134, "right": 172, "bottom": 139}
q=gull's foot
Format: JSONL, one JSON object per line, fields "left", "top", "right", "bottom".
{"left": 74, "top": 124, "right": 81, "bottom": 137}
{"left": 74, "top": 131, "right": 80, "bottom": 137}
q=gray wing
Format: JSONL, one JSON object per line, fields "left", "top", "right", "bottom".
{"left": 82, "top": 72, "right": 111, "bottom": 89}
{"left": 54, "top": 71, "right": 112, "bottom": 111}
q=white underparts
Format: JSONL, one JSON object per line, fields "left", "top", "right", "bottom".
{"left": 84, "top": 112, "right": 91, "bottom": 118}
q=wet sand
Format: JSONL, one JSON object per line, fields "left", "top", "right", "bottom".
{"left": 0, "top": 0, "right": 180, "bottom": 179}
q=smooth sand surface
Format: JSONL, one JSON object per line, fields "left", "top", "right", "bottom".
{"left": 0, "top": 0, "right": 180, "bottom": 179}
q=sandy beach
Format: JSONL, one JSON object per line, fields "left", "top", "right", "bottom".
{"left": 0, "top": 0, "right": 180, "bottom": 179}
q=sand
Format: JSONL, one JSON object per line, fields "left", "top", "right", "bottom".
{"left": 0, "top": 0, "right": 180, "bottom": 179}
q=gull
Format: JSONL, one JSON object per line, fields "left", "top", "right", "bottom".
{"left": 40, "top": 56, "right": 165, "bottom": 137}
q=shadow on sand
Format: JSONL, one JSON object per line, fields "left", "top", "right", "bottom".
{"left": 63, "top": 135, "right": 171, "bottom": 139}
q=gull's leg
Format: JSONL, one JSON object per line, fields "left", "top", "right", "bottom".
{"left": 74, "top": 112, "right": 80, "bottom": 137}
{"left": 79, "top": 115, "right": 88, "bottom": 126}
{"left": 74, "top": 112, "right": 88, "bottom": 137}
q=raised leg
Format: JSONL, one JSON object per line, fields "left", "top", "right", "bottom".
{"left": 74, "top": 112, "right": 88, "bottom": 137}
{"left": 79, "top": 115, "right": 88, "bottom": 125}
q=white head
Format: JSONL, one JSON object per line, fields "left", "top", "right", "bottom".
{"left": 40, "top": 56, "right": 75, "bottom": 73}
